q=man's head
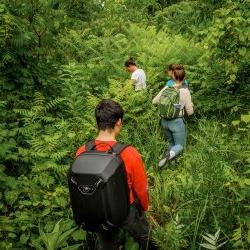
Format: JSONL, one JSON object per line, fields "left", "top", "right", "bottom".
{"left": 124, "top": 58, "right": 137, "bottom": 73}
{"left": 95, "top": 99, "right": 124, "bottom": 135}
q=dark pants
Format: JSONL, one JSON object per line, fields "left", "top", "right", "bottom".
{"left": 98, "top": 204, "right": 158, "bottom": 250}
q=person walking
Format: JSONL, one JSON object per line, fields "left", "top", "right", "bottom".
{"left": 124, "top": 58, "right": 147, "bottom": 91}
{"left": 153, "top": 66, "right": 193, "bottom": 168}
{"left": 75, "top": 99, "right": 157, "bottom": 249}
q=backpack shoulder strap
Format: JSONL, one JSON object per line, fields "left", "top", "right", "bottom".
{"left": 85, "top": 140, "right": 95, "bottom": 152}
{"left": 112, "top": 143, "right": 130, "bottom": 155}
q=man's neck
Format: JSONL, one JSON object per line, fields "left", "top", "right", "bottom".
{"left": 132, "top": 66, "right": 138, "bottom": 72}
{"left": 95, "top": 130, "right": 116, "bottom": 142}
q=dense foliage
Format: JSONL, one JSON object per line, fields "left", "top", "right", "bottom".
{"left": 0, "top": 0, "right": 249, "bottom": 249}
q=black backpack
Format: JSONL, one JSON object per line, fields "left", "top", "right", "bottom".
{"left": 68, "top": 140, "right": 130, "bottom": 232}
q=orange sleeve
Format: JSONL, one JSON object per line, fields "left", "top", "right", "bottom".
{"left": 131, "top": 149, "right": 149, "bottom": 211}
{"left": 75, "top": 145, "right": 86, "bottom": 157}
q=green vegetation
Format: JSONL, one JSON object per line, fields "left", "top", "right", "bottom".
{"left": 0, "top": 0, "right": 249, "bottom": 249}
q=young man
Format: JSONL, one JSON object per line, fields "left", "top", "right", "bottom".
{"left": 124, "top": 58, "right": 147, "bottom": 91}
{"left": 76, "top": 99, "right": 157, "bottom": 250}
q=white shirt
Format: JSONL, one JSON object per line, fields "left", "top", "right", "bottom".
{"left": 131, "top": 69, "right": 147, "bottom": 91}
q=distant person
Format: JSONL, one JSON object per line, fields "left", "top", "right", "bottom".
{"left": 166, "top": 64, "right": 188, "bottom": 88}
{"left": 153, "top": 66, "right": 193, "bottom": 168}
{"left": 124, "top": 58, "right": 147, "bottom": 91}
{"left": 75, "top": 99, "right": 158, "bottom": 250}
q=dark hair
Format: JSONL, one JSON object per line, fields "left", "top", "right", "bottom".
{"left": 167, "top": 64, "right": 177, "bottom": 71}
{"left": 124, "top": 57, "right": 136, "bottom": 67}
{"left": 173, "top": 66, "right": 185, "bottom": 81}
{"left": 95, "top": 99, "right": 124, "bottom": 130}
{"left": 167, "top": 64, "right": 184, "bottom": 71}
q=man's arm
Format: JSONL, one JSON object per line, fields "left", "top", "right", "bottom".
{"left": 131, "top": 71, "right": 139, "bottom": 83}
{"left": 131, "top": 149, "right": 149, "bottom": 211}
{"left": 129, "top": 79, "right": 136, "bottom": 87}
{"left": 75, "top": 145, "right": 86, "bottom": 157}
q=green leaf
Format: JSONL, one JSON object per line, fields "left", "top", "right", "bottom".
{"left": 229, "top": 74, "right": 236, "bottom": 81}
{"left": 202, "top": 235, "right": 216, "bottom": 245}
{"left": 8, "top": 232, "right": 17, "bottom": 239}
{"left": 52, "top": 220, "right": 62, "bottom": 233}
{"left": 41, "top": 208, "right": 51, "bottom": 216}
{"left": 20, "top": 233, "right": 30, "bottom": 245}
{"left": 57, "top": 227, "right": 77, "bottom": 247}
{"left": 205, "top": 233, "right": 216, "bottom": 241}
{"left": 5, "top": 191, "right": 19, "bottom": 205}
{"left": 200, "top": 243, "right": 217, "bottom": 249}
{"left": 39, "top": 224, "right": 50, "bottom": 249}
{"left": 239, "top": 47, "right": 246, "bottom": 56}
{"left": 217, "top": 240, "right": 228, "bottom": 249}
{"left": 232, "top": 120, "right": 240, "bottom": 126}
{"left": 241, "top": 115, "right": 250, "bottom": 123}
{"left": 61, "top": 244, "right": 82, "bottom": 250}
{"left": 214, "top": 228, "right": 220, "bottom": 241}
{"left": 47, "top": 232, "right": 59, "bottom": 249}
{"left": 244, "top": 179, "right": 250, "bottom": 185}
{"left": 71, "top": 230, "right": 86, "bottom": 241}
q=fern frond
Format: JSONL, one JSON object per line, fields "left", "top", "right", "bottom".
{"left": 34, "top": 92, "right": 46, "bottom": 106}
{"left": 44, "top": 97, "right": 65, "bottom": 112}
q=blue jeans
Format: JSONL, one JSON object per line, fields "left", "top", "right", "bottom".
{"left": 161, "top": 118, "right": 186, "bottom": 157}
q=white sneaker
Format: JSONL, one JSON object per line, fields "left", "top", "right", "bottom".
{"left": 158, "top": 151, "right": 170, "bottom": 168}
{"left": 158, "top": 158, "right": 167, "bottom": 168}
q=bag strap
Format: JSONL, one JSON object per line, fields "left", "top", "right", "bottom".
{"left": 85, "top": 140, "right": 95, "bottom": 151}
{"left": 110, "top": 142, "right": 130, "bottom": 155}
{"left": 85, "top": 140, "right": 130, "bottom": 155}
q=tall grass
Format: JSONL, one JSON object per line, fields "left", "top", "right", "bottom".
{"left": 123, "top": 117, "right": 249, "bottom": 249}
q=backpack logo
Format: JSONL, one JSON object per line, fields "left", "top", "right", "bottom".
{"left": 78, "top": 185, "right": 96, "bottom": 195}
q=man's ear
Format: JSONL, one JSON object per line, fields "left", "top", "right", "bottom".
{"left": 116, "top": 118, "right": 122, "bottom": 127}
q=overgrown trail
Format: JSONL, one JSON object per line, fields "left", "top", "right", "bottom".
{"left": 146, "top": 118, "right": 249, "bottom": 249}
